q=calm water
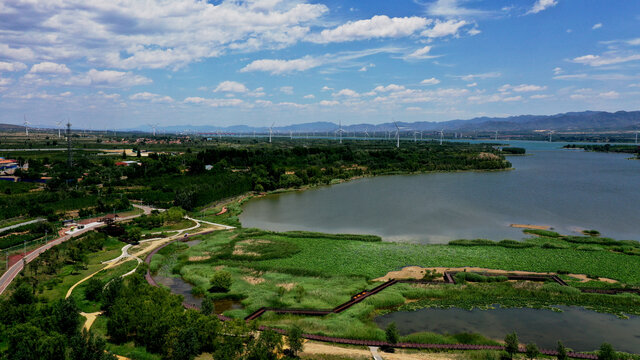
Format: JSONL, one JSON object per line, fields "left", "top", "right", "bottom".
{"left": 240, "top": 141, "right": 640, "bottom": 243}
{"left": 153, "top": 275, "right": 243, "bottom": 313}
{"left": 375, "top": 306, "right": 640, "bottom": 353}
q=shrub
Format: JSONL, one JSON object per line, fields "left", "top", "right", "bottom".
{"left": 84, "top": 278, "right": 104, "bottom": 302}
{"left": 209, "top": 271, "right": 232, "bottom": 293}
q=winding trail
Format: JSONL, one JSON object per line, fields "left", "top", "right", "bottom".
{"left": 72, "top": 216, "right": 233, "bottom": 331}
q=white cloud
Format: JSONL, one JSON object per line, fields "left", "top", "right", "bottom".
{"left": 458, "top": 72, "right": 501, "bottom": 81}
{"left": 0, "top": 61, "right": 27, "bottom": 72}
{"left": 373, "top": 84, "right": 405, "bottom": 92}
{"left": 30, "top": 62, "right": 71, "bottom": 74}
{"left": 333, "top": 88, "right": 359, "bottom": 97}
{"left": 308, "top": 15, "right": 430, "bottom": 43}
{"left": 129, "top": 92, "right": 174, "bottom": 103}
{"left": 499, "top": 84, "right": 547, "bottom": 92}
{"left": 530, "top": 94, "right": 551, "bottom": 99}
{"left": 280, "top": 86, "right": 294, "bottom": 94}
{"left": 0, "top": 44, "right": 35, "bottom": 61}
{"left": 240, "top": 56, "right": 321, "bottom": 74}
{"left": 468, "top": 27, "right": 481, "bottom": 36}
{"left": 553, "top": 67, "right": 563, "bottom": 75}
{"left": 184, "top": 97, "right": 244, "bottom": 107}
{"left": 321, "top": 86, "right": 333, "bottom": 92}
{"left": 0, "top": 78, "right": 12, "bottom": 86}
{"left": 0, "top": 0, "right": 329, "bottom": 70}
{"left": 421, "top": 19, "right": 467, "bottom": 38}
{"left": 319, "top": 100, "right": 339, "bottom": 106}
{"left": 420, "top": 77, "right": 440, "bottom": 85}
{"left": 502, "top": 95, "right": 522, "bottom": 102}
{"left": 86, "top": 69, "right": 152, "bottom": 87}
{"left": 426, "top": 0, "right": 490, "bottom": 17}
{"left": 571, "top": 54, "right": 640, "bottom": 67}
{"left": 303, "top": 94, "right": 315, "bottom": 99}
{"left": 406, "top": 46, "right": 435, "bottom": 60}
{"left": 466, "top": 82, "right": 477, "bottom": 87}
{"left": 214, "top": 81, "right": 248, "bottom": 93}
{"left": 527, "top": 0, "right": 558, "bottom": 15}
{"left": 592, "top": 23, "right": 602, "bottom": 30}
{"left": 358, "top": 63, "right": 375, "bottom": 72}
{"left": 598, "top": 91, "right": 619, "bottom": 99}
{"left": 406, "top": 107, "right": 422, "bottom": 111}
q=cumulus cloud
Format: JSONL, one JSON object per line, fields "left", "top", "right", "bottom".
{"left": 598, "top": 91, "right": 619, "bottom": 99}
{"left": 129, "top": 92, "right": 174, "bottom": 103}
{"left": 319, "top": 100, "right": 339, "bottom": 106}
{"left": 373, "top": 84, "right": 405, "bottom": 92}
{"left": 571, "top": 53, "right": 640, "bottom": 67}
{"left": 303, "top": 94, "right": 315, "bottom": 99}
{"left": 527, "top": 0, "right": 558, "bottom": 14}
{"left": 308, "top": 15, "right": 430, "bottom": 43}
{"left": 333, "top": 88, "right": 359, "bottom": 97}
{"left": 592, "top": 23, "right": 602, "bottom": 30}
{"left": 0, "top": 61, "right": 27, "bottom": 72}
{"left": 30, "top": 62, "right": 71, "bottom": 74}
{"left": 421, "top": 19, "right": 467, "bottom": 38}
{"left": 420, "top": 77, "right": 441, "bottom": 85}
{"left": 240, "top": 56, "right": 321, "bottom": 74}
{"left": 0, "top": 0, "right": 329, "bottom": 70}
{"left": 214, "top": 81, "right": 248, "bottom": 93}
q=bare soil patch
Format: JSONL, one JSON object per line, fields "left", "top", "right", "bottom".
{"left": 510, "top": 223, "right": 551, "bottom": 230}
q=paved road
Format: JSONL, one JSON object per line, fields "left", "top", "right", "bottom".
{"left": 0, "top": 204, "right": 152, "bottom": 295}
{"left": 369, "top": 346, "right": 383, "bottom": 360}
{"left": 0, "top": 218, "right": 45, "bottom": 233}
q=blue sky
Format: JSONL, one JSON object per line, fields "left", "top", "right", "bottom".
{"left": 0, "top": 0, "right": 639, "bottom": 129}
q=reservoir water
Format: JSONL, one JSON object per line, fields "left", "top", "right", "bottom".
{"left": 240, "top": 141, "right": 640, "bottom": 243}
{"left": 375, "top": 306, "right": 640, "bottom": 353}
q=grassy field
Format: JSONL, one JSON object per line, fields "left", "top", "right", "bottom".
{"left": 143, "top": 227, "right": 640, "bottom": 343}
{"left": 182, "top": 230, "right": 640, "bottom": 283}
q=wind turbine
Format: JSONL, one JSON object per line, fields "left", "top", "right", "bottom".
{"left": 148, "top": 123, "right": 159, "bottom": 136}
{"left": 269, "top": 122, "right": 275, "bottom": 143}
{"left": 335, "top": 120, "right": 345, "bottom": 144}
{"left": 290, "top": 130, "right": 293, "bottom": 140}
{"left": 23, "top": 115, "right": 30, "bottom": 137}
{"left": 549, "top": 130, "right": 554, "bottom": 142}
{"left": 636, "top": 131, "right": 639, "bottom": 145}
{"left": 413, "top": 131, "right": 420, "bottom": 142}
{"left": 393, "top": 122, "right": 400, "bottom": 148}
{"left": 56, "top": 120, "right": 63, "bottom": 138}
{"left": 494, "top": 130, "right": 498, "bottom": 141}
{"left": 439, "top": 129, "right": 444, "bottom": 145}
{"left": 364, "top": 128, "right": 370, "bottom": 139}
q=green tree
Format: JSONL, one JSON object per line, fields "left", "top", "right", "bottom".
{"left": 287, "top": 325, "right": 304, "bottom": 357}
{"left": 201, "top": 297, "right": 215, "bottom": 316}
{"left": 121, "top": 150, "right": 126, "bottom": 159}
{"left": 504, "top": 332, "right": 519, "bottom": 359}
{"left": 246, "top": 329, "right": 283, "bottom": 360}
{"left": 210, "top": 270, "right": 232, "bottom": 292}
{"left": 598, "top": 343, "right": 617, "bottom": 360}
{"left": 136, "top": 148, "right": 141, "bottom": 158}
{"left": 69, "top": 329, "right": 116, "bottom": 360}
{"left": 293, "top": 284, "right": 305, "bottom": 302}
{"left": 526, "top": 343, "right": 540, "bottom": 360}
{"left": 84, "top": 278, "right": 104, "bottom": 302}
{"left": 556, "top": 341, "right": 568, "bottom": 360}
{"left": 385, "top": 322, "right": 399, "bottom": 345}
{"left": 51, "top": 298, "right": 81, "bottom": 336}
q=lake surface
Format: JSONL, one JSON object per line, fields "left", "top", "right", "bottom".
{"left": 375, "top": 306, "right": 640, "bottom": 353}
{"left": 240, "top": 141, "right": 640, "bottom": 243}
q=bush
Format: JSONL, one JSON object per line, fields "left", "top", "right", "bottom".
{"left": 209, "top": 271, "right": 232, "bottom": 293}
{"left": 523, "top": 229, "right": 562, "bottom": 238}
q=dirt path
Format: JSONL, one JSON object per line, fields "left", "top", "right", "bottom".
{"left": 301, "top": 341, "right": 462, "bottom": 360}
{"left": 80, "top": 311, "right": 103, "bottom": 331}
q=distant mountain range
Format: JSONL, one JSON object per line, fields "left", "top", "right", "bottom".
{"left": 2, "top": 110, "right": 639, "bottom": 134}
{"left": 141, "top": 110, "right": 640, "bottom": 134}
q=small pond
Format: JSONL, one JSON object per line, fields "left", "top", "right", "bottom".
{"left": 152, "top": 275, "right": 243, "bottom": 314}
{"left": 375, "top": 306, "right": 640, "bottom": 353}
